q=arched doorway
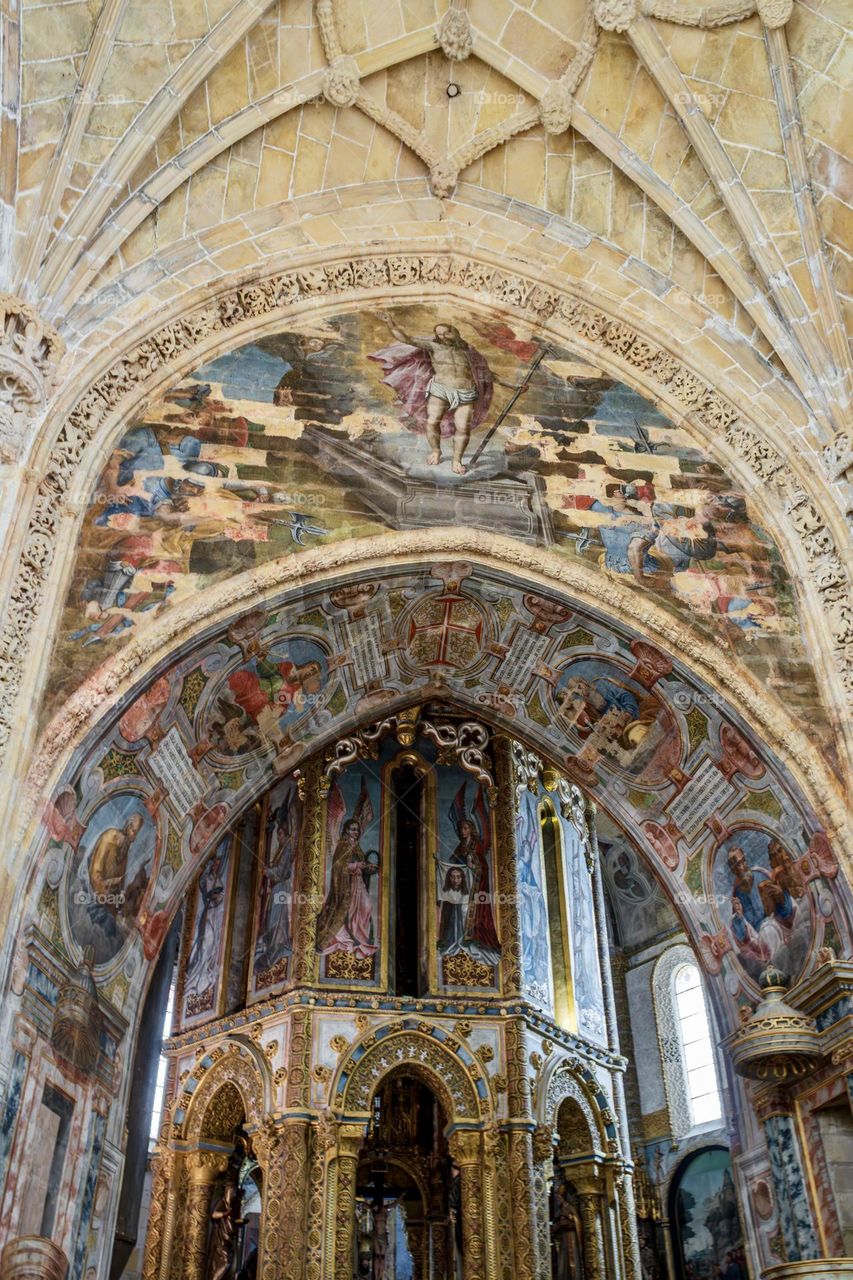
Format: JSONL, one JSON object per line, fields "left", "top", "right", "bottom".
{"left": 354, "top": 1071, "right": 452, "bottom": 1280}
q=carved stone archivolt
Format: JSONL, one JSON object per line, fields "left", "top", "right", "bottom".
{"left": 541, "top": 1060, "right": 608, "bottom": 1155}
{"left": 0, "top": 294, "right": 64, "bottom": 463}
{"left": 175, "top": 1040, "right": 269, "bottom": 1144}
{"left": 3, "top": 249, "right": 851, "bottom": 801}
{"left": 336, "top": 1025, "right": 485, "bottom": 1122}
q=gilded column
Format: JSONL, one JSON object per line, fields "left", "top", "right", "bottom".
{"left": 141, "top": 1149, "right": 176, "bottom": 1280}
{"left": 430, "top": 1214, "right": 450, "bottom": 1280}
{"left": 531, "top": 1126, "right": 555, "bottom": 1280}
{"left": 586, "top": 801, "right": 641, "bottom": 1280}
{"left": 507, "top": 1128, "right": 538, "bottom": 1280}
{"left": 487, "top": 1126, "right": 515, "bottom": 1280}
{"left": 577, "top": 1188, "right": 606, "bottom": 1280}
{"left": 307, "top": 1116, "right": 337, "bottom": 1280}
{"left": 182, "top": 1152, "right": 229, "bottom": 1280}
{"left": 407, "top": 1220, "right": 427, "bottom": 1280}
{"left": 333, "top": 1126, "right": 364, "bottom": 1280}
{"left": 254, "top": 1116, "right": 312, "bottom": 1280}
{"left": 448, "top": 1131, "right": 486, "bottom": 1280}
{"left": 293, "top": 755, "right": 325, "bottom": 984}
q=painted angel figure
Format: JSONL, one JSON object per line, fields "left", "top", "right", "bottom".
{"left": 435, "top": 781, "right": 500, "bottom": 965}
{"left": 370, "top": 313, "right": 524, "bottom": 474}
{"left": 316, "top": 778, "right": 379, "bottom": 958}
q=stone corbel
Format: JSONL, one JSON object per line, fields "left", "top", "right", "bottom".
{"left": 0, "top": 295, "right": 64, "bottom": 464}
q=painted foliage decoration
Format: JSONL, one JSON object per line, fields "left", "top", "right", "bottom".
{"left": 47, "top": 306, "right": 825, "bottom": 746}
{"left": 40, "top": 562, "right": 852, "bottom": 1022}
{"left": 179, "top": 832, "right": 235, "bottom": 1029}
{"left": 249, "top": 776, "right": 302, "bottom": 999}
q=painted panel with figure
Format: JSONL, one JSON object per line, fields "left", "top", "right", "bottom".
{"left": 515, "top": 786, "right": 551, "bottom": 1010}
{"left": 670, "top": 1147, "right": 746, "bottom": 1280}
{"left": 316, "top": 764, "right": 384, "bottom": 986}
{"left": 39, "top": 562, "right": 852, "bottom": 1023}
{"left": 433, "top": 767, "right": 501, "bottom": 992}
{"left": 178, "top": 832, "right": 235, "bottom": 1029}
{"left": 63, "top": 790, "right": 161, "bottom": 969}
{"left": 248, "top": 777, "right": 302, "bottom": 1000}
{"left": 46, "top": 306, "right": 827, "bottom": 758}
{"left": 710, "top": 825, "right": 836, "bottom": 986}
{"left": 560, "top": 810, "right": 606, "bottom": 1045}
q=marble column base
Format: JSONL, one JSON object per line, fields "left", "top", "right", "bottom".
{"left": 762, "top": 1262, "right": 853, "bottom": 1280}
{"left": 0, "top": 1237, "right": 68, "bottom": 1280}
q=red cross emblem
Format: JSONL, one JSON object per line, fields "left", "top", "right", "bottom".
{"left": 406, "top": 592, "right": 485, "bottom": 669}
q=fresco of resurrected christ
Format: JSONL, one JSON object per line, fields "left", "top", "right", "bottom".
{"left": 371, "top": 312, "right": 522, "bottom": 474}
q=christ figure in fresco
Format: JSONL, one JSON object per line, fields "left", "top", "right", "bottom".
{"left": 371, "top": 313, "right": 524, "bottom": 474}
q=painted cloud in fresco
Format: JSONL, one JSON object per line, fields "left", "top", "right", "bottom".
{"left": 47, "top": 306, "right": 825, "bottom": 747}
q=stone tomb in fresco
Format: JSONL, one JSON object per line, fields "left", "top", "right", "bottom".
{"left": 48, "top": 306, "right": 822, "bottom": 743}
{"left": 38, "top": 563, "right": 852, "bottom": 1029}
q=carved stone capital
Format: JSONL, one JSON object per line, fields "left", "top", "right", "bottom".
{"left": 0, "top": 295, "right": 63, "bottom": 463}
{"left": 448, "top": 1128, "right": 482, "bottom": 1165}
{"left": 186, "top": 1148, "right": 230, "bottom": 1181}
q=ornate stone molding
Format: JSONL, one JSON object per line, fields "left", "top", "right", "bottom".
{"left": 2, "top": 252, "right": 851, "bottom": 814}
{"left": 335, "top": 1023, "right": 484, "bottom": 1120}
{"left": 0, "top": 294, "right": 64, "bottom": 463}
{"left": 321, "top": 712, "right": 492, "bottom": 789}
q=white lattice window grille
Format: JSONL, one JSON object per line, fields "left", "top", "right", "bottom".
{"left": 673, "top": 963, "right": 722, "bottom": 1127}
{"left": 653, "top": 945, "right": 721, "bottom": 1139}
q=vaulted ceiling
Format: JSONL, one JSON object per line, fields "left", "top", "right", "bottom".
{"left": 0, "top": 0, "right": 851, "bottom": 837}
{"left": 2, "top": 0, "right": 849, "bottom": 417}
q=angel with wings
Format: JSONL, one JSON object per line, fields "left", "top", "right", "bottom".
{"left": 316, "top": 777, "right": 379, "bottom": 957}
{"left": 435, "top": 781, "right": 501, "bottom": 966}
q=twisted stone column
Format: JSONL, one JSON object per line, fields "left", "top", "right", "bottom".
{"left": 449, "top": 1131, "right": 486, "bottom": 1280}
{"left": 333, "top": 1127, "right": 364, "bottom": 1280}
{"left": 182, "top": 1152, "right": 229, "bottom": 1280}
